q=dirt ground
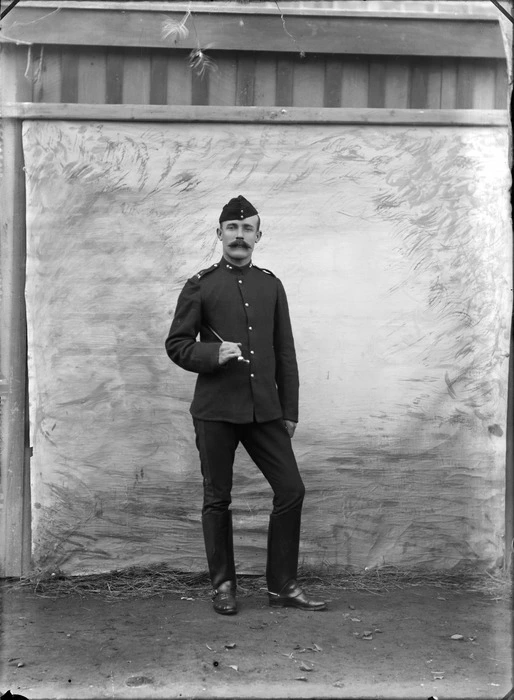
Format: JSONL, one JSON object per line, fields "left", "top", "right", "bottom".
{"left": 1, "top": 580, "right": 512, "bottom": 700}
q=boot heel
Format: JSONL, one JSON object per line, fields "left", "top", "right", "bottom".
{"left": 268, "top": 595, "right": 284, "bottom": 608}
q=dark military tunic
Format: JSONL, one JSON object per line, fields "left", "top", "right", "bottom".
{"left": 165, "top": 258, "right": 299, "bottom": 423}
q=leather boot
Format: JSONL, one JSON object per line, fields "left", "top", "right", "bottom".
{"left": 202, "top": 510, "right": 237, "bottom": 615}
{"left": 266, "top": 509, "right": 327, "bottom": 611}
{"left": 211, "top": 580, "right": 237, "bottom": 615}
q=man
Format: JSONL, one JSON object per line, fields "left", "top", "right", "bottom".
{"left": 165, "top": 195, "right": 326, "bottom": 615}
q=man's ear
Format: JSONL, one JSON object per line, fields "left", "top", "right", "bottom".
{"left": 256, "top": 229, "right": 262, "bottom": 242}
{"left": 216, "top": 227, "right": 222, "bottom": 239}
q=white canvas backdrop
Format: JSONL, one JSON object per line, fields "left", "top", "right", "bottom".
{"left": 23, "top": 120, "right": 511, "bottom": 574}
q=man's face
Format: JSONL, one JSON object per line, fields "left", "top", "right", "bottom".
{"left": 217, "top": 215, "right": 261, "bottom": 266}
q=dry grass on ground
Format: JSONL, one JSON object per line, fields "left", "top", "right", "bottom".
{"left": 4, "top": 564, "right": 512, "bottom": 602}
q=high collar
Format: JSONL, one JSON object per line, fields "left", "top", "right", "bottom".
{"left": 220, "top": 257, "right": 254, "bottom": 274}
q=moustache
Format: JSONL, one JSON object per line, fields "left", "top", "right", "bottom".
{"left": 229, "top": 241, "right": 250, "bottom": 248}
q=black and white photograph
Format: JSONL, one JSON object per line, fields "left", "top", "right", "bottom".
{"left": 0, "top": 0, "right": 512, "bottom": 698}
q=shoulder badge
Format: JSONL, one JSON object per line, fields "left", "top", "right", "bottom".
{"left": 195, "top": 263, "right": 219, "bottom": 280}
{"left": 253, "top": 264, "right": 275, "bottom": 277}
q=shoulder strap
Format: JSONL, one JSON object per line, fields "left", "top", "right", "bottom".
{"left": 253, "top": 264, "right": 276, "bottom": 277}
{"left": 194, "top": 263, "right": 219, "bottom": 280}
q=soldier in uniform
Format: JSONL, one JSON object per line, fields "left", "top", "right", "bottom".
{"left": 165, "top": 195, "right": 326, "bottom": 615}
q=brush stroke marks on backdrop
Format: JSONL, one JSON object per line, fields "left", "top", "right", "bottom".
{"left": 23, "top": 121, "right": 510, "bottom": 573}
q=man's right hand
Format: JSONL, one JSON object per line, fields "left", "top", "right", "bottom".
{"left": 218, "top": 341, "right": 242, "bottom": 365}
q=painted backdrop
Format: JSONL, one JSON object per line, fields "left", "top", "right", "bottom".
{"left": 23, "top": 120, "right": 511, "bottom": 575}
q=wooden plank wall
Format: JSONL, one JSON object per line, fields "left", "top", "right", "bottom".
{"left": 23, "top": 46, "right": 508, "bottom": 109}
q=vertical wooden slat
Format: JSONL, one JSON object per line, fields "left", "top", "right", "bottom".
{"left": 32, "top": 47, "right": 44, "bottom": 103}
{"left": 191, "top": 72, "right": 209, "bottom": 105}
{"left": 440, "top": 60, "right": 458, "bottom": 109}
{"left": 23, "top": 45, "right": 40, "bottom": 104}
{"left": 276, "top": 58, "right": 294, "bottom": 107}
{"left": 254, "top": 56, "right": 276, "bottom": 106}
{"left": 341, "top": 58, "right": 368, "bottom": 107}
{"left": 106, "top": 50, "right": 123, "bottom": 104}
{"left": 34, "top": 46, "right": 61, "bottom": 103}
{"left": 61, "top": 47, "right": 79, "bottom": 104}
{"left": 293, "top": 57, "right": 324, "bottom": 107}
{"left": 410, "top": 61, "right": 429, "bottom": 109}
{"left": 384, "top": 60, "right": 410, "bottom": 109}
{"left": 324, "top": 57, "right": 342, "bottom": 108}
{"left": 208, "top": 54, "right": 237, "bottom": 106}
{"left": 426, "top": 61, "right": 442, "bottom": 109}
{"left": 0, "top": 44, "right": 34, "bottom": 102}
{"left": 122, "top": 51, "right": 151, "bottom": 104}
{"left": 24, "top": 47, "right": 35, "bottom": 102}
{"left": 150, "top": 53, "right": 168, "bottom": 105}
{"left": 236, "top": 55, "right": 256, "bottom": 106}
{"left": 0, "top": 45, "right": 31, "bottom": 577}
{"left": 368, "top": 60, "right": 386, "bottom": 108}
{"left": 456, "top": 59, "right": 475, "bottom": 109}
{"left": 472, "top": 61, "right": 496, "bottom": 109}
{"left": 495, "top": 60, "right": 508, "bottom": 109}
{"left": 167, "top": 53, "right": 192, "bottom": 105}
{"left": 77, "top": 49, "right": 107, "bottom": 104}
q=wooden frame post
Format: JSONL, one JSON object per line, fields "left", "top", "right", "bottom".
{"left": 0, "top": 45, "right": 32, "bottom": 577}
{"left": 507, "top": 249, "right": 514, "bottom": 572}
{"left": 504, "top": 24, "right": 514, "bottom": 574}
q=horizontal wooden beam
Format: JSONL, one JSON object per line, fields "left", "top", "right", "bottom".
{"left": 3, "top": 102, "right": 509, "bottom": 126}
{"left": 11, "top": 1, "right": 502, "bottom": 20}
{"left": 0, "top": 7, "right": 505, "bottom": 58}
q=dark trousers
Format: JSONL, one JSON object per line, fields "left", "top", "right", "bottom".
{"left": 193, "top": 418, "right": 306, "bottom": 591}
{"left": 193, "top": 418, "right": 305, "bottom": 516}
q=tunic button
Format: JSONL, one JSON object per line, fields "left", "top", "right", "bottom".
{"left": 248, "top": 326, "right": 253, "bottom": 330}
{"left": 245, "top": 303, "right": 249, "bottom": 307}
{"left": 250, "top": 350, "right": 254, "bottom": 354}
{"left": 238, "top": 280, "right": 242, "bottom": 284}
{"left": 250, "top": 374, "right": 255, "bottom": 378}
